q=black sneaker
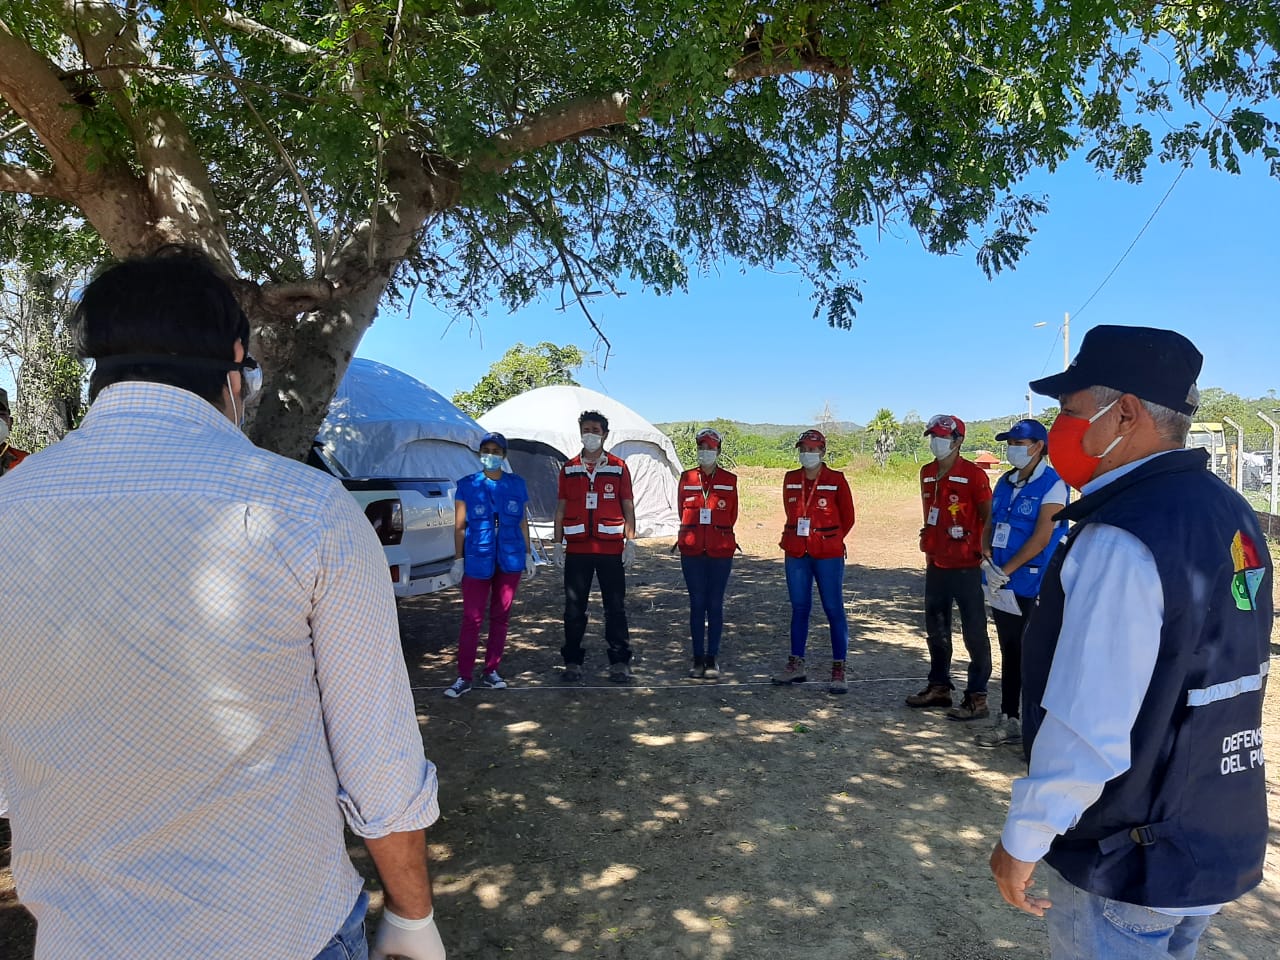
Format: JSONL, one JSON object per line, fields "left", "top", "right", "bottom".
{"left": 609, "top": 662, "right": 633, "bottom": 683}
{"left": 562, "top": 663, "right": 582, "bottom": 682}
{"left": 688, "top": 656, "right": 705, "bottom": 679}
{"left": 702, "top": 658, "right": 720, "bottom": 680}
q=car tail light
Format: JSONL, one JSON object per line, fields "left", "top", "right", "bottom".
{"left": 365, "top": 498, "right": 404, "bottom": 546}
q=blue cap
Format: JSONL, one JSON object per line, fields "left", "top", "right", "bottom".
{"left": 479, "top": 431, "right": 508, "bottom": 452}
{"left": 995, "top": 419, "right": 1048, "bottom": 444}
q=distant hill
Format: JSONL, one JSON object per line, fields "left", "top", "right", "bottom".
{"left": 655, "top": 419, "right": 864, "bottom": 437}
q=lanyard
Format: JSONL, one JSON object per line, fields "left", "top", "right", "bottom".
{"left": 700, "top": 467, "right": 717, "bottom": 507}
{"left": 799, "top": 471, "right": 821, "bottom": 516}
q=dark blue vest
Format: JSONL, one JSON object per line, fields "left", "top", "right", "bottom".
{"left": 990, "top": 463, "right": 1066, "bottom": 598}
{"left": 457, "top": 471, "right": 529, "bottom": 578}
{"left": 1022, "top": 449, "right": 1271, "bottom": 907}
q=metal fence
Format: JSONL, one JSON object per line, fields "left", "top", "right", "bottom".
{"left": 1188, "top": 415, "right": 1280, "bottom": 515}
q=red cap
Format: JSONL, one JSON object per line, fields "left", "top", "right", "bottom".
{"left": 924, "top": 414, "right": 965, "bottom": 439}
{"left": 695, "top": 428, "right": 722, "bottom": 450}
{"left": 795, "top": 429, "right": 826, "bottom": 449}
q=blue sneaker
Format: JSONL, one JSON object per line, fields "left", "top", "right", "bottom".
{"left": 444, "top": 677, "right": 472, "bottom": 699}
{"left": 481, "top": 671, "right": 507, "bottom": 689}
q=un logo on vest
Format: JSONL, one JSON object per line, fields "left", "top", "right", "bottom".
{"left": 1016, "top": 499, "right": 1035, "bottom": 516}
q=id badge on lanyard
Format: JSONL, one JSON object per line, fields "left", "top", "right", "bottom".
{"left": 926, "top": 506, "right": 939, "bottom": 526}
{"left": 699, "top": 507, "right": 712, "bottom": 525}
{"left": 991, "top": 522, "right": 1011, "bottom": 549}
{"left": 796, "top": 517, "right": 811, "bottom": 537}
{"left": 585, "top": 491, "right": 598, "bottom": 510}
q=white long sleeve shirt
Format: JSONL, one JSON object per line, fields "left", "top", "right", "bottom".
{"left": 0, "top": 383, "right": 440, "bottom": 958}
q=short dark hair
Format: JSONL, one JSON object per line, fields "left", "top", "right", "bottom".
{"left": 73, "top": 247, "right": 251, "bottom": 403}
{"left": 578, "top": 410, "right": 609, "bottom": 433}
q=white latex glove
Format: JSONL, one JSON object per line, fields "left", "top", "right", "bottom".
{"left": 982, "top": 557, "right": 1010, "bottom": 589}
{"left": 621, "top": 539, "right": 637, "bottom": 568}
{"left": 449, "top": 558, "right": 465, "bottom": 586}
{"left": 371, "top": 908, "right": 446, "bottom": 960}
{"left": 525, "top": 552, "right": 537, "bottom": 577}
{"left": 552, "top": 543, "right": 565, "bottom": 568}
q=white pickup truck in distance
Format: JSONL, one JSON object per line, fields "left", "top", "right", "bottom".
{"left": 308, "top": 443, "right": 457, "bottom": 598}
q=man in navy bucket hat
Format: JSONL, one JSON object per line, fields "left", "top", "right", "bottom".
{"left": 990, "top": 325, "right": 1271, "bottom": 960}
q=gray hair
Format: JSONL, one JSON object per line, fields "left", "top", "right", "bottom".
{"left": 1089, "top": 384, "right": 1197, "bottom": 445}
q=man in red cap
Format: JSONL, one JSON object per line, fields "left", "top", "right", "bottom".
{"left": 906, "top": 414, "right": 993, "bottom": 720}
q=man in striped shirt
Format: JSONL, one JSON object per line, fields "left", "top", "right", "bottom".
{"left": 0, "top": 250, "right": 445, "bottom": 960}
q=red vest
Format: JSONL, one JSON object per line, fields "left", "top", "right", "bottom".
{"left": 779, "top": 466, "right": 854, "bottom": 559}
{"left": 677, "top": 467, "right": 738, "bottom": 558}
{"left": 561, "top": 453, "right": 629, "bottom": 555}
{"left": 919, "top": 456, "right": 991, "bottom": 568}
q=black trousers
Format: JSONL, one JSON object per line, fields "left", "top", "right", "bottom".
{"left": 990, "top": 593, "right": 1036, "bottom": 718}
{"left": 562, "top": 552, "right": 631, "bottom": 665}
{"left": 923, "top": 564, "right": 992, "bottom": 694}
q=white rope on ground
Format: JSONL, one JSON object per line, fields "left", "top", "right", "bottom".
{"left": 410, "top": 676, "right": 930, "bottom": 694}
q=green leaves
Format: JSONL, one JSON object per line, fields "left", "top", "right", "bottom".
{"left": 452, "top": 341, "right": 585, "bottom": 417}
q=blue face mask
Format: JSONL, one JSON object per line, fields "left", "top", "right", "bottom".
{"left": 480, "top": 453, "right": 504, "bottom": 472}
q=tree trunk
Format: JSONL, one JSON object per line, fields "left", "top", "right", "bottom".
{"left": 8, "top": 270, "right": 85, "bottom": 452}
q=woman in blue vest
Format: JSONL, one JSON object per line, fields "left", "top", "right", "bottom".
{"left": 976, "top": 418, "right": 1067, "bottom": 746}
{"left": 445, "top": 432, "right": 536, "bottom": 698}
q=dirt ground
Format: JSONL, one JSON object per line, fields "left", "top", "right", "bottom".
{"left": 2, "top": 466, "right": 1278, "bottom": 958}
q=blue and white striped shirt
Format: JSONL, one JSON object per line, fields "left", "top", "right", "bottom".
{"left": 0, "top": 383, "right": 439, "bottom": 958}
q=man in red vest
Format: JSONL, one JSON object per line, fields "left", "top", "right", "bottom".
{"left": 907, "top": 413, "right": 994, "bottom": 720}
{"left": 0, "top": 387, "right": 29, "bottom": 476}
{"left": 552, "top": 410, "right": 637, "bottom": 683}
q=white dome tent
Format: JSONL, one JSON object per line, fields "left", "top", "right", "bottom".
{"left": 317, "top": 358, "right": 484, "bottom": 479}
{"left": 479, "top": 385, "right": 681, "bottom": 538}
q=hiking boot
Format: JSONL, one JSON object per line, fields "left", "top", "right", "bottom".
{"left": 610, "top": 662, "right": 633, "bottom": 683}
{"left": 828, "top": 661, "right": 848, "bottom": 695}
{"left": 905, "top": 684, "right": 953, "bottom": 709}
{"left": 688, "top": 655, "right": 706, "bottom": 679}
{"left": 561, "top": 663, "right": 582, "bottom": 682}
{"left": 481, "top": 670, "right": 507, "bottom": 689}
{"left": 702, "top": 658, "right": 720, "bottom": 680}
{"left": 772, "top": 655, "right": 806, "bottom": 685}
{"left": 947, "top": 692, "right": 990, "bottom": 721}
{"left": 444, "top": 677, "right": 472, "bottom": 699}
{"left": 975, "top": 714, "right": 1022, "bottom": 747}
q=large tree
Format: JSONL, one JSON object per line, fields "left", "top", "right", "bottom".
{"left": 2, "top": 2, "right": 1276, "bottom": 458}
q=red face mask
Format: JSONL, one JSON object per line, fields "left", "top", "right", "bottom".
{"left": 1047, "top": 400, "right": 1121, "bottom": 490}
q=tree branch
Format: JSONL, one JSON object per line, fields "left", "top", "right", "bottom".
{"left": 0, "top": 163, "right": 69, "bottom": 199}
{"left": 0, "top": 19, "right": 92, "bottom": 185}
{"left": 212, "top": 9, "right": 321, "bottom": 58}
{"left": 478, "top": 51, "right": 853, "bottom": 174}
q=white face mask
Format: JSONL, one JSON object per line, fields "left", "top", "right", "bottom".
{"left": 798, "top": 450, "right": 822, "bottom": 469}
{"left": 696, "top": 449, "right": 718, "bottom": 468}
{"left": 581, "top": 433, "right": 604, "bottom": 453}
{"left": 226, "top": 373, "right": 244, "bottom": 429}
{"left": 1006, "top": 445, "right": 1034, "bottom": 469}
{"left": 929, "top": 436, "right": 955, "bottom": 460}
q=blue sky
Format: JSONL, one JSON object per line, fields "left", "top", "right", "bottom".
{"left": 364, "top": 150, "right": 1279, "bottom": 428}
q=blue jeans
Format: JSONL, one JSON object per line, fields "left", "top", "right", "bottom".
{"left": 681, "top": 555, "right": 734, "bottom": 658}
{"left": 1044, "top": 868, "right": 1215, "bottom": 960}
{"left": 312, "top": 891, "right": 369, "bottom": 960}
{"left": 784, "top": 554, "right": 848, "bottom": 660}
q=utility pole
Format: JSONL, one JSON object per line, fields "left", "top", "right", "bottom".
{"left": 1026, "top": 390, "right": 1033, "bottom": 418}
{"left": 1063, "top": 311, "right": 1071, "bottom": 370}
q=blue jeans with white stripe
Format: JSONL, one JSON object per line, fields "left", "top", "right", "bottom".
{"left": 1044, "top": 868, "right": 1215, "bottom": 960}
{"left": 784, "top": 554, "right": 848, "bottom": 660}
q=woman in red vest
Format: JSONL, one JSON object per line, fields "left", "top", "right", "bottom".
{"left": 773, "top": 430, "right": 856, "bottom": 694}
{"left": 676, "top": 428, "right": 738, "bottom": 678}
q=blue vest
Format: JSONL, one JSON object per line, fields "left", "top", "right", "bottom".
{"left": 1022, "top": 449, "right": 1271, "bottom": 907}
{"left": 990, "top": 463, "right": 1067, "bottom": 598}
{"left": 456, "top": 471, "right": 529, "bottom": 578}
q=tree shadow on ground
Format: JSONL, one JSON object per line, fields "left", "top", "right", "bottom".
{"left": 386, "top": 541, "right": 1280, "bottom": 959}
